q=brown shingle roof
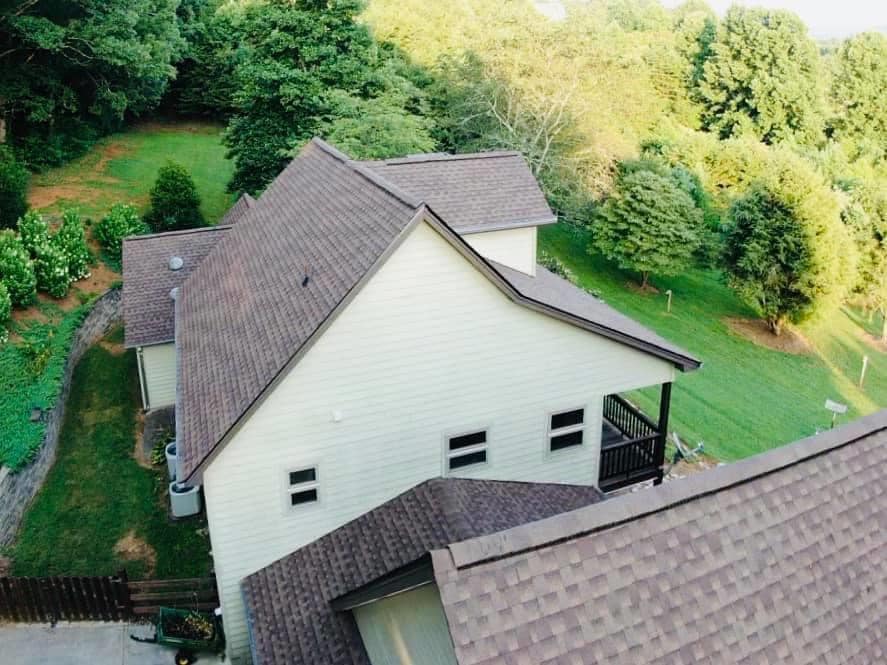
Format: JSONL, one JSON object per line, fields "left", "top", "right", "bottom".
{"left": 122, "top": 226, "right": 230, "bottom": 348}
{"left": 218, "top": 192, "right": 255, "bottom": 226}
{"left": 492, "top": 262, "right": 699, "bottom": 370}
{"left": 433, "top": 410, "right": 887, "bottom": 665}
{"left": 359, "top": 152, "right": 556, "bottom": 233}
{"left": 174, "top": 139, "right": 698, "bottom": 481}
{"left": 241, "top": 477, "right": 604, "bottom": 665}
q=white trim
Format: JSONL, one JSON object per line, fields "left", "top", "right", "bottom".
{"left": 546, "top": 406, "right": 586, "bottom": 454}
{"left": 443, "top": 427, "right": 490, "bottom": 475}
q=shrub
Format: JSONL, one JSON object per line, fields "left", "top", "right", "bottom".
{"left": 95, "top": 204, "right": 149, "bottom": 262}
{"left": 592, "top": 167, "right": 703, "bottom": 288}
{"left": 539, "top": 251, "right": 576, "bottom": 284}
{"left": 0, "top": 230, "right": 37, "bottom": 306}
{"left": 0, "top": 282, "right": 11, "bottom": 344}
{"left": 0, "top": 146, "right": 28, "bottom": 230}
{"left": 56, "top": 210, "right": 92, "bottom": 282}
{"left": 144, "top": 162, "right": 205, "bottom": 232}
{"left": 17, "top": 210, "right": 49, "bottom": 257}
{"left": 33, "top": 240, "right": 72, "bottom": 298}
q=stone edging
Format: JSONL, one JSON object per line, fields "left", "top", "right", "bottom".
{"left": 0, "top": 289, "right": 122, "bottom": 547}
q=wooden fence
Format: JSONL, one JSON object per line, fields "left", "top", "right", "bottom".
{"left": 0, "top": 571, "right": 218, "bottom": 623}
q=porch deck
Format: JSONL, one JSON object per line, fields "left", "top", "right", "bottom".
{"left": 598, "top": 392, "right": 668, "bottom": 492}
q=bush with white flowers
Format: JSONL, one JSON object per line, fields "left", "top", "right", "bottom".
{"left": 0, "top": 229, "right": 37, "bottom": 306}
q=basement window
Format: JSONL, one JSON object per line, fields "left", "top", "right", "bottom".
{"left": 446, "top": 430, "right": 488, "bottom": 472}
{"left": 548, "top": 408, "right": 584, "bottom": 452}
{"left": 287, "top": 466, "right": 319, "bottom": 507}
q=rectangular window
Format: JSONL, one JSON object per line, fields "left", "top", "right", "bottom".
{"left": 446, "top": 430, "right": 488, "bottom": 472}
{"left": 287, "top": 465, "right": 319, "bottom": 507}
{"left": 549, "top": 408, "right": 584, "bottom": 452}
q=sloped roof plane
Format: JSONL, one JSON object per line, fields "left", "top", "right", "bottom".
{"left": 241, "top": 477, "right": 605, "bottom": 665}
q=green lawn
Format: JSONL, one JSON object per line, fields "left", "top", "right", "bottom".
{"left": 29, "top": 120, "right": 235, "bottom": 223}
{"left": 9, "top": 328, "right": 212, "bottom": 579}
{"left": 541, "top": 224, "right": 886, "bottom": 461}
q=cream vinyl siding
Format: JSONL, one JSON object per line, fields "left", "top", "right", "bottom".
{"left": 461, "top": 226, "right": 537, "bottom": 275}
{"left": 203, "top": 221, "right": 674, "bottom": 661}
{"left": 140, "top": 343, "right": 176, "bottom": 410}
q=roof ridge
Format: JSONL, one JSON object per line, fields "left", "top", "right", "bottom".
{"left": 123, "top": 225, "right": 232, "bottom": 242}
{"left": 372, "top": 151, "right": 522, "bottom": 165}
{"left": 307, "top": 137, "right": 423, "bottom": 209}
{"left": 444, "top": 408, "right": 887, "bottom": 570}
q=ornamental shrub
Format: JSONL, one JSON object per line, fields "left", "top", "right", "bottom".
{"left": 95, "top": 203, "right": 149, "bottom": 261}
{"left": 0, "top": 282, "right": 11, "bottom": 343}
{"left": 0, "top": 229, "right": 37, "bottom": 306}
{"left": 144, "top": 162, "right": 205, "bottom": 232}
{"left": 56, "top": 210, "right": 91, "bottom": 282}
{"left": 17, "top": 210, "right": 50, "bottom": 257}
{"left": 0, "top": 146, "right": 28, "bottom": 230}
{"left": 33, "top": 237, "right": 71, "bottom": 298}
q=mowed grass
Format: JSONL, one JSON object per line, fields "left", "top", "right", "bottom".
{"left": 29, "top": 120, "right": 235, "bottom": 223}
{"left": 541, "top": 224, "right": 887, "bottom": 461}
{"left": 9, "top": 329, "right": 212, "bottom": 579}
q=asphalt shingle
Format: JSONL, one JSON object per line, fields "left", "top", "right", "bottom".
{"left": 360, "top": 152, "right": 556, "bottom": 233}
{"left": 242, "top": 478, "right": 604, "bottom": 665}
{"left": 122, "top": 227, "right": 230, "bottom": 348}
{"left": 433, "top": 411, "right": 887, "bottom": 665}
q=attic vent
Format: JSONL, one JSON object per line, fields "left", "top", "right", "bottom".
{"left": 169, "top": 256, "right": 184, "bottom": 271}
{"left": 170, "top": 287, "right": 179, "bottom": 301}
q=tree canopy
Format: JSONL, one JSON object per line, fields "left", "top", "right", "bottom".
{"left": 830, "top": 32, "right": 887, "bottom": 157}
{"left": 592, "top": 165, "right": 703, "bottom": 287}
{"left": 697, "top": 6, "right": 824, "bottom": 144}
{"left": 0, "top": 0, "right": 183, "bottom": 167}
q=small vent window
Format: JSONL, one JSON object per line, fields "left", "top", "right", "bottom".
{"left": 287, "top": 466, "right": 319, "bottom": 507}
{"left": 446, "top": 431, "right": 488, "bottom": 472}
{"left": 549, "top": 409, "right": 584, "bottom": 452}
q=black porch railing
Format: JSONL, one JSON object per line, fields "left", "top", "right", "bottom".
{"left": 599, "top": 393, "right": 666, "bottom": 492}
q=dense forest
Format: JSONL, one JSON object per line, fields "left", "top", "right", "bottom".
{"left": 1, "top": 0, "right": 886, "bottom": 336}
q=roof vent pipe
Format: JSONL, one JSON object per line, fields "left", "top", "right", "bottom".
{"left": 170, "top": 287, "right": 179, "bottom": 301}
{"left": 169, "top": 256, "right": 184, "bottom": 271}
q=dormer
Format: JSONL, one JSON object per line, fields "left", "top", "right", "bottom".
{"left": 358, "top": 151, "right": 556, "bottom": 275}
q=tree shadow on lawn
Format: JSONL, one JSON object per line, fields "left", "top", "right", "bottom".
{"left": 9, "top": 336, "right": 211, "bottom": 580}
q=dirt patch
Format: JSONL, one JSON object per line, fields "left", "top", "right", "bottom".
{"left": 0, "top": 555, "right": 11, "bottom": 576}
{"left": 626, "top": 281, "right": 660, "bottom": 295}
{"left": 28, "top": 140, "right": 130, "bottom": 211}
{"left": 114, "top": 531, "right": 157, "bottom": 577}
{"left": 858, "top": 329, "right": 887, "bottom": 353}
{"left": 724, "top": 317, "right": 812, "bottom": 355}
{"left": 133, "top": 410, "right": 154, "bottom": 470}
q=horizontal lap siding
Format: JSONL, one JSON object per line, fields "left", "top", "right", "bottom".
{"left": 142, "top": 343, "right": 176, "bottom": 410}
{"left": 462, "top": 227, "right": 537, "bottom": 275}
{"left": 204, "top": 221, "right": 674, "bottom": 662}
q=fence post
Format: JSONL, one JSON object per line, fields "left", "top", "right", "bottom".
{"left": 115, "top": 569, "right": 133, "bottom": 620}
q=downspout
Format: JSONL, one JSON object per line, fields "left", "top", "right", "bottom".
{"left": 136, "top": 346, "right": 149, "bottom": 410}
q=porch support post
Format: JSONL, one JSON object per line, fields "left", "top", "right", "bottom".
{"left": 654, "top": 382, "right": 672, "bottom": 485}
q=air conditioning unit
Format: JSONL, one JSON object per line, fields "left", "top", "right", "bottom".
{"left": 169, "top": 482, "right": 201, "bottom": 518}
{"left": 165, "top": 441, "right": 177, "bottom": 480}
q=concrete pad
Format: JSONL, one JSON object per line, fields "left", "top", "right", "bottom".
{"left": 0, "top": 622, "right": 224, "bottom": 664}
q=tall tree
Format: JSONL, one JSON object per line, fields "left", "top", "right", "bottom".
{"left": 223, "top": 0, "right": 434, "bottom": 194}
{"left": 698, "top": 6, "right": 824, "bottom": 145}
{"left": 830, "top": 32, "right": 887, "bottom": 157}
{"left": 723, "top": 160, "right": 851, "bottom": 335}
{"left": 592, "top": 165, "right": 703, "bottom": 288}
{"left": 0, "top": 0, "right": 183, "bottom": 166}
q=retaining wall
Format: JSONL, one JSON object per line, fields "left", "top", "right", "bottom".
{"left": 0, "top": 289, "right": 122, "bottom": 546}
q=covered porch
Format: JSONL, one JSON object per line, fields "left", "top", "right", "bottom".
{"left": 598, "top": 383, "right": 671, "bottom": 492}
